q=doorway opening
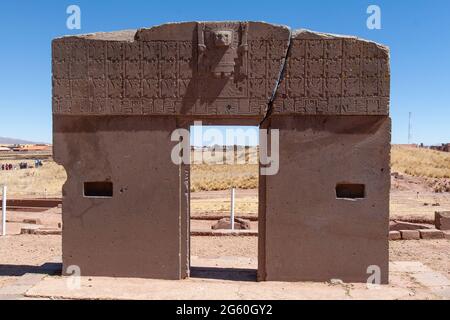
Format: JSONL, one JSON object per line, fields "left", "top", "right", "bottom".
{"left": 188, "top": 125, "right": 259, "bottom": 281}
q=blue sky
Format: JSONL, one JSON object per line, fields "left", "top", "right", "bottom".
{"left": 0, "top": 0, "right": 449, "bottom": 145}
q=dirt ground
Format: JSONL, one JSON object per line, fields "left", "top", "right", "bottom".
{"left": 1, "top": 234, "right": 449, "bottom": 276}
{"left": 191, "top": 236, "right": 258, "bottom": 258}
{"left": 1, "top": 200, "right": 449, "bottom": 300}
{"left": 0, "top": 235, "right": 61, "bottom": 291}
{"left": 1, "top": 178, "right": 449, "bottom": 273}
{"left": 390, "top": 174, "right": 450, "bottom": 221}
{"left": 1, "top": 170, "right": 450, "bottom": 299}
{"left": 1, "top": 234, "right": 450, "bottom": 299}
{"left": 389, "top": 240, "right": 450, "bottom": 277}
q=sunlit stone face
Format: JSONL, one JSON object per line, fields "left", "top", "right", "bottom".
{"left": 213, "top": 30, "right": 232, "bottom": 47}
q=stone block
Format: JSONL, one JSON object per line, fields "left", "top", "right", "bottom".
{"left": 263, "top": 116, "right": 390, "bottom": 283}
{"left": 52, "top": 22, "right": 389, "bottom": 117}
{"left": 435, "top": 211, "right": 450, "bottom": 230}
{"left": 23, "top": 218, "right": 42, "bottom": 225}
{"left": 52, "top": 21, "right": 391, "bottom": 282}
{"left": 419, "top": 229, "right": 445, "bottom": 240}
{"left": 212, "top": 218, "right": 251, "bottom": 230}
{"left": 20, "top": 226, "right": 39, "bottom": 234}
{"left": 389, "top": 231, "right": 401, "bottom": 241}
{"left": 34, "top": 228, "right": 62, "bottom": 235}
{"left": 390, "top": 220, "right": 431, "bottom": 231}
{"left": 400, "top": 230, "right": 420, "bottom": 240}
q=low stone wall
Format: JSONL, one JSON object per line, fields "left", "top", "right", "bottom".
{"left": 389, "top": 229, "right": 449, "bottom": 241}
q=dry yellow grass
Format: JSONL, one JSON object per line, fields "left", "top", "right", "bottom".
{"left": 191, "top": 196, "right": 258, "bottom": 216}
{"left": 192, "top": 145, "right": 450, "bottom": 191}
{"left": 190, "top": 164, "right": 258, "bottom": 192}
{"left": 0, "top": 159, "right": 66, "bottom": 197}
{"left": 191, "top": 147, "right": 258, "bottom": 165}
{"left": 190, "top": 148, "right": 258, "bottom": 191}
{"left": 391, "top": 145, "right": 450, "bottom": 178}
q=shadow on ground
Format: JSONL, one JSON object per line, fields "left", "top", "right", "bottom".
{"left": 190, "top": 266, "right": 257, "bottom": 282}
{"left": 0, "top": 263, "right": 61, "bottom": 277}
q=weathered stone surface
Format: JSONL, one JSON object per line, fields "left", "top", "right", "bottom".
{"left": 419, "top": 229, "right": 445, "bottom": 240}
{"left": 52, "top": 22, "right": 389, "bottom": 117}
{"left": 211, "top": 218, "right": 251, "bottom": 230}
{"left": 52, "top": 22, "right": 290, "bottom": 117}
{"left": 435, "top": 211, "right": 450, "bottom": 230}
{"left": 23, "top": 218, "right": 42, "bottom": 225}
{"left": 54, "top": 116, "right": 184, "bottom": 279}
{"left": 33, "top": 228, "right": 62, "bottom": 236}
{"left": 20, "top": 227, "right": 61, "bottom": 235}
{"left": 20, "top": 226, "right": 39, "bottom": 234}
{"left": 389, "top": 231, "right": 401, "bottom": 241}
{"left": 400, "top": 230, "right": 420, "bottom": 240}
{"left": 53, "top": 21, "right": 391, "bottom": 282}
{"left": 261, "top": 115, "right": 390, "bottom": 283}
{"left": 274, "top": 30, "right": 389, "bottom": 116}
{"left": 390, "top": 220, "right": 431, "bottom": 231}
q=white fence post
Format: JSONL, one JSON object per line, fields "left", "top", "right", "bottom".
{"left": 2, "top": 185, "right": 6, "bottom": 236}
{"left": 230, "top": 187, "right": 235, "bottom": 230}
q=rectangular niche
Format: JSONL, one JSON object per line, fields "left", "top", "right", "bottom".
{"left": 84, "top": 181, "right": 113, "bottom": 198}
{"left": 336, "top": 183, "right": 365, "bottom": 199}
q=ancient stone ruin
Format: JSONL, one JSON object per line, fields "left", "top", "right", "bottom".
{"left": 52, "top": 21, "right": 391, "bottom": 283}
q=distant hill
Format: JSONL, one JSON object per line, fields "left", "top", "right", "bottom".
{"left": 0, "top": 137, "right": 42, "bottom": 145}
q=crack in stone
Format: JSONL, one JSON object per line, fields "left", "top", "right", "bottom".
{"left": 260, "top": 30, "right": 293, "bottom": 126}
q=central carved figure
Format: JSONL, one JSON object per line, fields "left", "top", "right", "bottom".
{"left": 211, "top": 30, "right": 237, "bottom": 78}
{"left": 198, "top": 23, "right": 248, "bottom": 79}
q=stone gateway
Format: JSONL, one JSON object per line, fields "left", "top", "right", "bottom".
{"left": 52, "top": 21, "right": 391, "bottom": 283}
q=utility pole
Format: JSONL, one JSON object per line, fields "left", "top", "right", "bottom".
{"left": 230, "top": 188, "right": 235, "bottom": 230}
